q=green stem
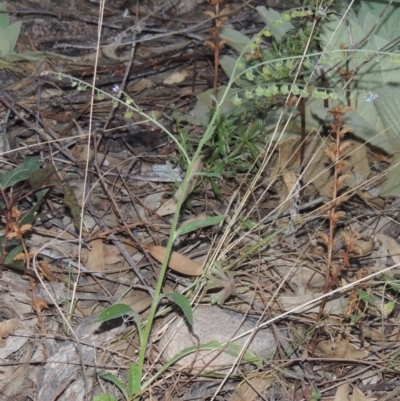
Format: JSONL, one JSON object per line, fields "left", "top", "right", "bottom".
{"left": 136, "top": 109, "right": 220, "bottom": 387}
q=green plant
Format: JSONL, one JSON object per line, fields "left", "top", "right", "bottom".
{"left": 39, "top": 1, "right": 400, "bottom": 398}
{"left": 180, "top": 1, "right": 400, "bottom": 198}
{"left": 44, "top": 75, "right": 263, "bottom": 400}
{"left": 0, "top": 158, "right": 81, "bottom": 274}
{"left": 0, "top": 3, "right": 21, "bottom": 58}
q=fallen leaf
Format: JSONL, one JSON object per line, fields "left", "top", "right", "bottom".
{"left": 146, "top": 245, "right": 203, "bottom": 276}
{"left": 163, "top": 70, "right": 188, "bottom": 85}
{"left": 232, "top": 375, "right": 273, "bottom": 401}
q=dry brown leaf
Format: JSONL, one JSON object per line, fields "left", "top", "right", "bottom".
{"left": 0, "top": 319, "right": 26, "bottom": 341}
{"left": 146, "top": 245, "right": 203, "bottom": 276}
{"left": 129, "top": 78, "right": 154, "bottom": 92}
{"left": 334, "top": 383, "right": 349, "bottom": 401}
{"left": 73, "top": 144, "right": 130, "bottom": 168}
{"left": 231, "top": 375, "right": 273, "bottom": 401}
{"left": 350, "top": 387, "right": 377, "bottom": 401}
{"left": 83, "top": 238, "right": 105, "bottom": 272}
{"left": 315, "top": 339, "right": 368, "bottom": 359}
{"left": 120, "top": 290, "right": 153, "bottom": 313}
{"left": 37, "top": 262, "right": 56, "bottom": 281}
{"left": 163, "top": 70, "right": 188, "bottom": 85}
{"left": 376, "top": 233, "right": 400, "bottom": 276}
{"left": 278, "top": 135, "right": 300, "bottom": 170}
{"left": 103, "top": 243, "right": 136, "bottom": 265}
{"left": 279, "top": 169, "right": 297, "bottom": 212}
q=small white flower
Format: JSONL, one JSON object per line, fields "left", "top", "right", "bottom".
{"left": 366, "top": 92, "right": 379, "bottom": 102}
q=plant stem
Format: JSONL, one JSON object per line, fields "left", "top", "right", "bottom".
{"left": 136, "top": 108, "right": 220, "bottom": 393}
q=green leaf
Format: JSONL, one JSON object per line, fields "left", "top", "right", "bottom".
{"left": 222, "top": 342, "right": 262, "bottom": 367}
{"left": 220, "top": 27, "right": 251, "bottom": 54}
{"left": 158, "top": 292, "right": 193, "bottom": 326}
{"left": 209, "top": 177, "right": 222, "bottom": 199}
{"left": 93, "top": 394, "right": 118, "bottom": 401}
{"left": 357, "top": 290, "right": 374, "bottom": 303}
{"left": 0, "top": 28, "right": 10, "bottom": 56}
{"left": 6, "top": 21, "right": 21, "bottom": 53}
{"left": 379, "top": 152, "right": 400, "bottom": 197}
{"left": 256, "top": 6, "right": 295, "bottom": 44}
{"left": 182, "top": 86, "right": 240, "bottom": 126}
{"left": 358, "top": 1, "right": 400, "bottom": 41}
{"left": 310, "top": 84, "right": 400, "bottom": 156}
{"left": 97, "top": 371, "right": 128, "bottom": 400}
{"left": 0, "top": 157, "right": 40, "bottom": 189}
{"left": 142, "top": 340, "right": 261, "bottom": 389}
{"left": 20, "top": 188, "right": 49, "bottom": 226}
{"left": 384, "top": 276, "right": 400, "bottom": 292}
{"left": 219, "top": 55, "right": 252, "bottom": 87}
{"left": 0, "top": 3, "right": 9, "bottom": 29}
{"left": 96, "top": 303, "right": 137, "bottom": 323}
{"left": 128, "top": 362, "right": 141, "bottom": 397}
{"left": 176, "top": 215, "right": 226, "bottom": 237}
{"left": 4, "top": 244, "right": 24, "bottom": 269}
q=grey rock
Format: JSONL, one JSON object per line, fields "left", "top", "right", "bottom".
{"left": 158, "top": 306, "right": 285, "bottom": 372}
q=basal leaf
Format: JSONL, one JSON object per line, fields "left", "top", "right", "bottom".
{"left": 220, "top": 27, "right": 251, "bottom": 54}
{"left": 128, "top": 362, "right": 141, "bottom": 397}
{"left": 0, "top": 3, "right": 9, "bottom": 29}
{"left": 158, "top": 292, "right": 193, "bottom": 326}
{"left": 310, "top": 84, "right": 400, "bottom": 155}
{"left": 97, "top": 371, "right": 128, "bottom": 400}
{"left": 379, "top": 152, "right": 400, "bottom": 197}
{"left": 0, "top": 27, "right": 10, "bottom": 56}
{"left": 176, "top": 214, "right": 226, "bottom": 237}
{"left": 6, "top": 21, "right": 21, "bottom": 53}
{"left": 93, "top": 394, "right": 118, "bottom": 401}
{"left": 219, "top": 55, "right": 252, "bottom": 88}
{"left": 96, "top": 303, "right": 137, "bottom": 323}
{"left": 0, "top": 157, "right": 40, "bottom": 189}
